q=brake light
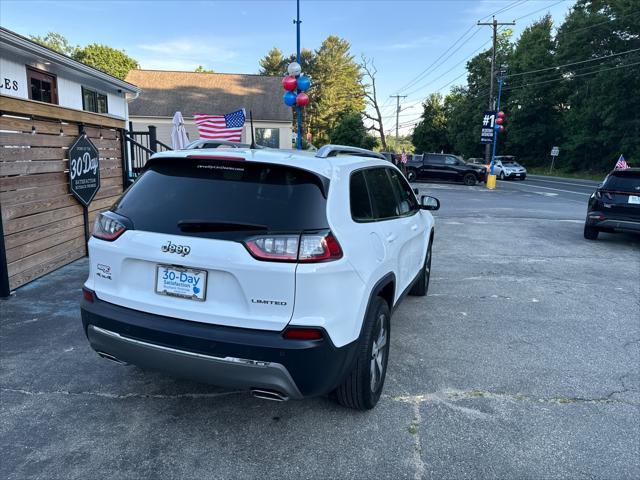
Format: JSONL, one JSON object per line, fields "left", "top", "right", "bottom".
{"left": 243, "top": 231, "right": 343, "bottom": 263}
{"left": 92, "top": 213, "right": 126, "bottom": 241}
{"left": 282, "top": 327, "right": 323, "bottom": 340}
{"left": 186, "top": 155, "right": 244, "bottom": 161}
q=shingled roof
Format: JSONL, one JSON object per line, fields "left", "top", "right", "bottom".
{"left": 126, "top": 69, "right": 292, "bottom": 122}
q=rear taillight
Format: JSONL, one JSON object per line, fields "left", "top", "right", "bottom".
{"left": 244, "top": 234, "right": 299, "bottom": 261}
{"left": 243, "top": 230, "right": 343, "bottom": 263}
{"left": 92, "top": 212, "right": 126, "bottom": 241}
{"left": 298, "top": 231, "right": 342, "bottom": 262}
{"left": 282, "top": 327, "right": 324, "bottom": 340}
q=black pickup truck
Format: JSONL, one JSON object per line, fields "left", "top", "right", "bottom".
{"left": 405, "top": 153, "right": 487, "bottom": 186}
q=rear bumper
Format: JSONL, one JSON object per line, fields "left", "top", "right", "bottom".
{"left": 586, "top": 212, "right": 640, "bottom": 233}
{"left": 81, "top": 296, "right": 359, "bottom": 399}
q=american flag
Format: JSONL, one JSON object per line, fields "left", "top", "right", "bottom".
{"left": 193, "top": 109, "right": 246, "bottom": 142}
{"left": 401, "top": 150, "right": 407, "bottom": 164}
{"left": 615, "top": 154, "right": 629, "bottom": 170}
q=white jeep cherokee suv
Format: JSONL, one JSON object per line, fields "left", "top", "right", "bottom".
{"left": 80, "top": 145, "right": 439, "bottom": 410}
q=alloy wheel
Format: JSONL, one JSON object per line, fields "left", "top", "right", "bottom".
{"left": 370, "top": 313, "right": 388, "bottom": 392}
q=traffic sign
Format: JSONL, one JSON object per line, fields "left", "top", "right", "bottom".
{"left": 480, "top": 111, "right": 496, "bottom": 144}
{"left": 551, "top": 146, "right": 560, "bottom": 157}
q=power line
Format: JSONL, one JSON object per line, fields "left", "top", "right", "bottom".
{"left": 394, "top": 25, "right": 478, "bottom": 94}
{"left": 481, "top": 0, "right": 529, "bottom": 20}
{"left": 507, "top": 47, "right": 640, "bottom": 78}
{"left": 558, "top": 10, "right": 640, "bottom": 36}
{"left": 502, "top": 59, "right": 640, "bottom": 92}
{"left": 514, "top": 0, "right": 568, "bottom": 21}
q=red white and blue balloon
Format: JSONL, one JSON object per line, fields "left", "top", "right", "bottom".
{"left": 282, "top": 62, "right": 311, "bottom": 108}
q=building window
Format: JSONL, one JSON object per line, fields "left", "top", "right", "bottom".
{"left": 82, "top": 87, "right": 108, "bottom": 114}
{"left": 256, "top": 128, "right": 280, "bottom": 148}
{"left": 27, "top": 67, "right": 58, "bottom": 104}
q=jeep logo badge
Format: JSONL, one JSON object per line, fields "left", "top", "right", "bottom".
{"left": 161, "top": 241, "right": 191, "bottom": 256}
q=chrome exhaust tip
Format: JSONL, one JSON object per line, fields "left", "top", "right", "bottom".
{"left": 96, "top": 351, "right": 128, "bottom": 365}
{"left": 251, "top": 388, "right": 289, "bottom": 402}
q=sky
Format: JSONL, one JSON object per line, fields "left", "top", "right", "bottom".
{"left": 0, "top": 0, "right": 576, "bottom": 134}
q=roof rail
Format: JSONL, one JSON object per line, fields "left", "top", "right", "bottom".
{"left": 315, "top": 144, "right": 386, "bottom": 160}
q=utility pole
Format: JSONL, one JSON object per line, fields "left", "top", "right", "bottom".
{"left": 390, "top": 94, "right": 407, "bottom": 150}
{"left": 477, "top": 16, "right": 515, "bottom": 162}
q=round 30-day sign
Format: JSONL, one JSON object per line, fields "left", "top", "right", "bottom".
{"left": 68, "top": 134, "right": 100, "bottom": 207}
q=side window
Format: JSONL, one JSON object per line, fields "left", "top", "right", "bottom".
{"left": 364, "top": 168, "right": 399, "bottom": 220}
{"left": 428, "top": 155, "right": 445, "bottom": 165}
{"left": 350, "top": 170, "right": 373, "bottom": 222}
{"left": 388, "top": 169, "right": 418, "bottom": 215}
{"left": 445, "top": 156, "right": 457, "bottom": 165}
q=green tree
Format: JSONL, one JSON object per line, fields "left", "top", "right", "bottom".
{"left": 194, "top": 65, "right": 215, "bottom": 73}
{"left": 74, "top": 44, "right": 139, "bottom": 80}
{"left": 412, "top": 93, "right": 450, "bottom": 153}
{"left": 328, "top": 110, "right": 377, "bottom": 149}
{"left": 553, "top": 0, "right": 640, "bottom": 171}
{"left": 259, "top": 47, "right": 286, "bottom": 75}
{"left": 505, "top": 15, "right": 560, "bottom": 167}
{"left": 30, "top": 32, "right": 77, "bottom": 56}
{"left": 310, "top": 36, "right": 365, "bottom": 144}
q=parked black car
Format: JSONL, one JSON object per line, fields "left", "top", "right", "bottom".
{"left": 405, "top": 153, "right": 486, "bottom": 186}
{"left": 584, "top": 168, "right": 640, "bottom": 240}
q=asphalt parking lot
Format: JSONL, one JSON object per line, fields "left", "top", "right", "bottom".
{"left": 1, "top": 179, "right": 639, "bottom": 479}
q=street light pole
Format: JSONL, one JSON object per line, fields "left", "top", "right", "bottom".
{"left": 295, "top": 0, "right": 302, "bottom": 150}
{"left": 490, "top": 71, "right": 505, "bottom": 175}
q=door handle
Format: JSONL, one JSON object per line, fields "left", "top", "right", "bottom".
{"left": 386, "top": 233, "right": 397, "bottom": 243}
{"left": 411, "top": 224, "right": 418, "bottom": 231}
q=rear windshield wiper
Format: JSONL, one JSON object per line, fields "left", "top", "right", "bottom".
{"left": 177, "top": 220, "right": 268, "bottom": 232}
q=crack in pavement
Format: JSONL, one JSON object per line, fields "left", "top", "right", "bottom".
{"left": 389, "top": 388, "right": 640, "bottom": 408}
{"left": 1, "top": 387, "right": 244, "bottom": 400}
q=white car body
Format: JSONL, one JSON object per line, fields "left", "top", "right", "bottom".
{"left": 492, "top": 159, "right": 527, "bottom": 179}
{"left": 81, "top": 146, "right": 437, "bottom": 409}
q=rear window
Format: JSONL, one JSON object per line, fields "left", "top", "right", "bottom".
{"left": 603, "top": 172, "right": 640, "bottom": 191}
{"left": 113, "top": 158, "right": 329, "bottom": 238}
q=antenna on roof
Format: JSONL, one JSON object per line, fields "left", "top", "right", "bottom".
{"left": 249, "top": 110, "right": 257, "bottom": 149}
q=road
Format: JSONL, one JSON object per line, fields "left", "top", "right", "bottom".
{"left": 1, "top": 180, "right": 638, "bottom": 479}
{"left": 498, "top": 174, "right": 599, "bottom": 204}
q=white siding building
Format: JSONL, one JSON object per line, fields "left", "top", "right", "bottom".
{"left": 0, "top": 27, "right": 140, "bottom": 120}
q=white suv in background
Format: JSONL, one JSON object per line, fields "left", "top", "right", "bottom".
{"left": 81, "top": 145, "right": 439, "bottom": 410}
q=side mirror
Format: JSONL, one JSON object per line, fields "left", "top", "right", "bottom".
{"left": 420, "top": 195, "right": 440, "bottom": 211}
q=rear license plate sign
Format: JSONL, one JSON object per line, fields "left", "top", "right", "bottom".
{"left": 155, "top": 265, "right": 207, "bottom": 301}
{"left": 628, "top": 195, "right": 640, "bottom": 204}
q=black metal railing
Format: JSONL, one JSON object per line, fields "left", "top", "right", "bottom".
{"left": 123, "top": 124, "right": 172, "bottom": 184}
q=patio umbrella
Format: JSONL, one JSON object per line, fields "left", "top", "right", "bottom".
{"left": 170, "top": 111, "right": 190, "bottom": 150}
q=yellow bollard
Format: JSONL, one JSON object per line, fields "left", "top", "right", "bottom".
{"left": 486, "top": 174, "right": 497, "bottom": 190}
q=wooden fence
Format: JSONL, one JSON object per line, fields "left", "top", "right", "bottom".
{"left": 0, "top": 95, "right": 126, "bottom": 293}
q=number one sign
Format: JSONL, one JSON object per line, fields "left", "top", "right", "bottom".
{"left": 69, "top": 134, "right": 100, "bottom": 207}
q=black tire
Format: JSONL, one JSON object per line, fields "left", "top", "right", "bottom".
{"left": 520, "top": 175, "right": 526, "bottom": 181}
{"left": 406, "top": 169, "right": 417, "bottom": 182}
{"left": 334, "top": 297, "right": 390, "bottom": 410}
{"left": 409, "top": 239, "right": 433, "bottom": 297}
{"left": 499, "top": 171, "right": 505, "bottom": 180}
{"left": 463, "top": 173, "right": 477, "bottom": 186}
{"left": 584, "top": 224, "right": 599, "bottom": 240}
